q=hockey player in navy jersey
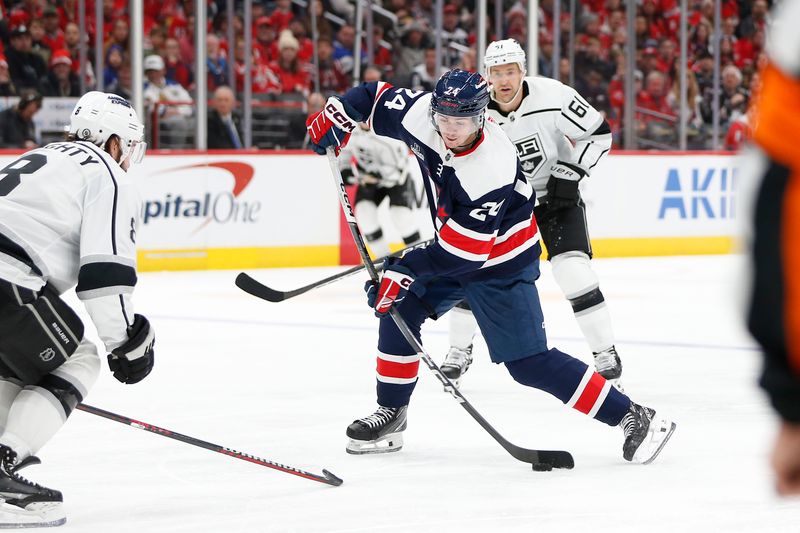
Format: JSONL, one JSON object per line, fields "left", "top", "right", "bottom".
{"left": 0, "top": 92, "right": 154, "bottom": 527}
{"left": 306, "top": 69, "right": 675, "bottom": 463}
{"left": 441, "top": 39, "right": 623, "bottom": 390}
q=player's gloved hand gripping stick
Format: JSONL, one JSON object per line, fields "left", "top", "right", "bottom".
{"left": 325, "top": 147, "right": 574, "bottom": 471}
{"left": 547, "top": 161, "right": 586, "bottom": 209}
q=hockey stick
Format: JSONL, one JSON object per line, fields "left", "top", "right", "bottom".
{"left": 235, "top": 239, "right": 433, "bottom": 303}
{"left": 76, "top": 403, "right": 343, "bottom": 486}
{"left": 324, "top": 148, "right": 574, "bottom": 471}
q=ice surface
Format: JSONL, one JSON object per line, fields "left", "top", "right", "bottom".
{"left": 42, "top": 255, "right": 799, "bottom": 532}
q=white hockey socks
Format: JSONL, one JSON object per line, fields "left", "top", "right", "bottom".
{"left": 551, "top": 252, "right": 616, "bottom": 353}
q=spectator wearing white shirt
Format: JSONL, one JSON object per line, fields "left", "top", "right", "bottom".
{"left": 143, "top": 54, "right": 193, "bottom": 147}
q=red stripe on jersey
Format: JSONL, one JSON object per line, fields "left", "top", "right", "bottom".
{"left": 488, "top": 218, "right": 538, "bottom": 259}
{"left": 572, "top": 372, "right": 605, "bottom": 414}
{"left": 376, "top": 357, "right": 420, "bottom": 379}
{"left": 375, "top": 82, "right": 393, "bottom": 103}
{"left": 439, "top": 222, "right": 495, "bottom": 256}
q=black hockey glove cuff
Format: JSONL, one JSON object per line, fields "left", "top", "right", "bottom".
{"left": 546, "top": 161, "right": 586, "bottom": 209}
{"left": 107, "top": 314, "right": 155, "bottom": 385}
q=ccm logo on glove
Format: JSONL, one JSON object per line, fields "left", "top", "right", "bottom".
{"left": 325, "top": 102, "right": 357, "bottom": 133}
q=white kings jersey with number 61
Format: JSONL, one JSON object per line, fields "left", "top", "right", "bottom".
{"left": 0, "top": 141, "right": 141, "bottom": 350}
{"left": 486, "top": 76, "right": 612, "bottom": 198}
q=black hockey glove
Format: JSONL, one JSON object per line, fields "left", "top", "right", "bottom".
{"left": 546, "top": 161, "right": 586, "bottom": 209}
{"left": 340, "top": 167, "right": 358, "bottom": 185}
{"left": 107, "top": 314, "right": 155, "bottom": 385}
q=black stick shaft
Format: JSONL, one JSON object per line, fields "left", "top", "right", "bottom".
{"left": 76, "top": 404, "right": 343, "bottom": 486}
{"left": 235, "top": 239, "right": 433, "bottom": 302}
{"left": 324, "top": 149, "right": 573, "bottom": 470}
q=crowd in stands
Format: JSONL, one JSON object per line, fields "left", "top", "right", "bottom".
{"left": 0, "top": 0, "right": 769, "bottom": 149}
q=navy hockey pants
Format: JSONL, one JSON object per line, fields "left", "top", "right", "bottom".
{"left": 373, "top": 262, "right": 630, "bottom": 426}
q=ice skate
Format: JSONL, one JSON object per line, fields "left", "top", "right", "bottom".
{"left": 346, "top": 406, "right": 407, "bottom": 454}
{"left": 619, "top": 402, "right": 676, "bottom": 464}
{"left": 0, "top": 445, "right": 65, "bottom": 528}
{"left": 440, "top": 345, "right": 473, "bottom": 389}
{"left": 593, "top": 346, "right": 623, "bottom": 392}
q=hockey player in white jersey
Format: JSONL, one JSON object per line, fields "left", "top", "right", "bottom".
{"left": 0, "top": 92, "right": 154, "bottom": 527}
{"left": 339, "top": 123, "right": 421, "bottom": 258}
{"left": 441, "top": 39, "right": 622, "bottom": 389}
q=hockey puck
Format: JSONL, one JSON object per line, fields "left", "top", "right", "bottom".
{"left": 531, "top": 462, "right": 554, "bottom": 472}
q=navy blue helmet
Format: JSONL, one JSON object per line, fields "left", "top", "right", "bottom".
{"left": 430, "top": 69, "right": 490, "bottom": 118}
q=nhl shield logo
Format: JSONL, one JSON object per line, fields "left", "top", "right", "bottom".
{"left": 39, "top": 348, "right": 56, "bottom": 362}
{"left": 514, "top": 133, "right": 547, "bottom": 178}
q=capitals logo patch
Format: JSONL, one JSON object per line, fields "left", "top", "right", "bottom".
{"left": 514, "top": 133, "right": 547, "bottom": 178}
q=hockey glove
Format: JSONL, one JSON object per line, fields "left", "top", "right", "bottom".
{"left": 546, "top": 161, "right": 586, "bottom": 209}
{"left": 364, "top": 259, "right": 422, "bottom": 317}
{"left": 107, "top": 314, "right": 155, "bottom": 385}
{"left": 306, "top": 96, "right": 363, "bottom": 156}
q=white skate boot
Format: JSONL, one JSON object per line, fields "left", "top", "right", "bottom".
{"left": 440, "top": 344, "right": 473, "bottom": 389}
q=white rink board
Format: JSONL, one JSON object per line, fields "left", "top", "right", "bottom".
{"left": 0, "top": 151, "right": 746, "bottom": 260}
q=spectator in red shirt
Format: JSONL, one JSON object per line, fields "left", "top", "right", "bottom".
{"left": 254, "top": 16, "right": 279, "bottom": 66}
{"left": 315, "top": 37, "right": 349, "bottom": 95}
{"left": 270, "top": 0, "right": 295, "bottom": 32}
{"left": 655, "top": 38, "right": 676, "bottom": 75}
{"left": 371, "top": 25, "right": 394, "bottom": 78}
{"left": 269, "top": 30, "right": 309, "bottom": 96}
{"left": 41, "top": 6, "right": 65, "bottom": 53}
{"left": 637, "top": 70, "right": 677, "bottom": 142}
{"left": 164, "top": 37, "right": 194, "bottom": 91}
{"left": 105, "top": 18, "right": 130, "bottom": 56}
{"left": 232, "top": 36, "right": 280, "bottom": 95}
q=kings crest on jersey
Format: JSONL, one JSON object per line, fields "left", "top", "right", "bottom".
{"left": 487, "top": 76, "right": 612, "bottom": 196}
{"left": 341, "top": 81, "right": 541, "bottom": 281}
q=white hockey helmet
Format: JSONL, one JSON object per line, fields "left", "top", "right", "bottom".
{"left": 484, "top": 39, "right": 527, "bottom": 77}
{"left": 69, "top": 91, "right": 146, "bottom": 166}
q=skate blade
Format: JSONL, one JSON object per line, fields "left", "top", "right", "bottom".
{"left": 442, "top": 377, "right": 461, "bottom": 391}
{"left": 636, "top": 420, "right": 677, "bottom": 465}
{"left": 346, "top": 432, "right": 404, "bottom": 455}
{"left": 0, "top": 501, "right": 65, "bottom": 528}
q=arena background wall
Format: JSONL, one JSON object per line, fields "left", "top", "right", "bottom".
{"left": 0, "top": 150, "right": 747, "bottom": 271}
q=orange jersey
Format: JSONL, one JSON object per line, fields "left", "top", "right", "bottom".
{"left": 750, "top": 0, "right": 800, "bottom": 421}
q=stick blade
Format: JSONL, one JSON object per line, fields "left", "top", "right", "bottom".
{"left": 509, "top": 446, "right": 575, "bottom": 470}
{"left": 235, "top": 273, "right": 287, "bottom": 302}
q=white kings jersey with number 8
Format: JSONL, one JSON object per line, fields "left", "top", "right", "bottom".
{"left": 0, "top": 141, "right": 141, "bottom": 350}
{"left": 486, "top": 76, "right": 612, "bottom": 198}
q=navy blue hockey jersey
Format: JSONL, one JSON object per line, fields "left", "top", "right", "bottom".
{"left": 342, "top": 82, "right": 541, "bottom": 281}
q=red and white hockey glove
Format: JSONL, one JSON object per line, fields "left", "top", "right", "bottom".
{"left": 306, "top": 96, "right": 362, "bottom": 156}
{"left": 364, "top": 261, "right": 420, "bottom": 317}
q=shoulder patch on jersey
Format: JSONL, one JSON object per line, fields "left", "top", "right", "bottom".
{"left": 449, "top": 120, "right": 518, "bottom": 201}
